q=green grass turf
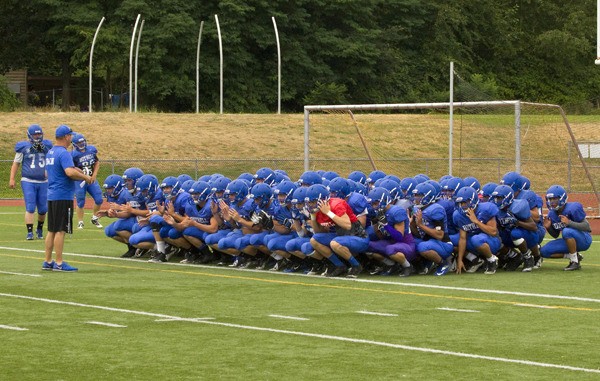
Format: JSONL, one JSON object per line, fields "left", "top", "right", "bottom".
{"left": 1, "top": 206, "right": 600, "bottom": 380}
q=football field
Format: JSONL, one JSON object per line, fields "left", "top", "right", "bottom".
{"left": 1, "top": 206, "right": 600, "bottom": 380}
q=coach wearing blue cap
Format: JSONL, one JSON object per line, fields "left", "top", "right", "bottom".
{"left": 42, "top": 125, "right": 93, "bottom": 272}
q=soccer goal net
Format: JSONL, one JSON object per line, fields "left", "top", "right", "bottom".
{"left": 303, "top": 100, "right": 600, "bottom": 213}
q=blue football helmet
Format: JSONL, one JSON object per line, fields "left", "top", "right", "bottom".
{"left": 367, "top": 170, "right": 386, "bottom": 186}
{"left": 322, "top": 171, "right": 340, "bottom": 182}
{"left": 122, "top": 167, "right": 145, "bottom": 194}
{"left": 442, "top": 177, "right": 464, "bottom": 199}
{"left": 181, "top": 179, "right": 195, "bottom": 193}
{"left": 491, "top": 185, "right": 514, "bottom": 210}
{"left": 198, "top": 174, "right": 212, "bottom": 182}
{"left": 274, "top": 180, "right": 297, "bottom": 204}
{"left": 413, "top": 174, "right": 430, "bottom": 184}
{"left": 501, "top": 171, "right": 524, "bottom": 193}
{"left": 378, "top": 179, "right": 403, "bottom": 201}
{"left": 291, "top": 186, "right": 308, "bottom": 207}
{"left": 254, "top": 167, "right": 276, "bottom": 185}
{"left": 189, "top": 181, "right": 212, "bottom": 204}
{"left": 305, "top": 184, "right": 330, "bottom": 213}
{"left": 102, "top": 174, "right": 124, "bottom": 198}
{"left": 27, "top": 124, "right": 44, "bottom": 144}
{"left": 412, "top": 183, "right": 436, "bottom": 208}
{"left": 210, "top": 176, "right": 231, "bottom": 194}
{"left": 225, "top": 179, "right": 250, "bottom": 205}
{"left": 463, "top": 176, "right": 480, "bottom": 192}
{"left": 367, "top": 187, "right": 392, "bottom": 212}
{"left": 546, "top": 185, "right": 567, "bottom": 211}
{"left": 160, "top": 176, "right": 181, "bottom": 200}
{"left": 328, "top": 177, "right": 351, "bottom": 199}
{"left": 177, "top": 174, "right": 193, "bottom": 185}
{"left": 236, "top": 173, "right": 254, "bottom": 183}
{"left": 352, "top": 180, "right": 368, "bottom": 196}
{"left": 250, "top": 183, "right": 273, "bottom": 209}
{"left": 71, "top": 132, "right": 87, "bottom": 151}
{"left": 455, "top": 186, "right": 479, "bottom": 213}
{"left": 136, "top": 174, "right": 159, "bottom": 202}
{"left": 348, "top": 171, "right": 367, "bottom": 185}
{"left": 521, "top": 176, "right": 531, "bottom": 190}
{"left": 383, "top": 174, "right": 402, "bottom": 184}
{"left": 400, "top": 177, "right": 418, "bottom": 198}
{"left": 299, "top": 171, "right": 323, "bottom": 186}
{"left": 480, "top": 182, "right": 498, "bottom": 202}
{"left": 439, "top": 174, "right": 453, "bottom": 182}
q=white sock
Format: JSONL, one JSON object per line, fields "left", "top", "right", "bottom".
{"left": 382, "top": 258, "right": 394, "bottom": 265}
{"left": 465, "top": 252, "right": 477, "bottom": 261}
{"left": 156, "top": 241, "right": 166, "bottom": 254}
{"left": 401, "top": 261, "right": 411, "bottom": 268}
{"left": 569, "top": 253, "right": 578, "bottom": 263}
{"left": 487, "top": 255, "right": 497, "bottom": 263}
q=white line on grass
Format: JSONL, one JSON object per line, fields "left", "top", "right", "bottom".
{"left": 0, "top": 270, "right": 41, "bottom": 278}
{"left": 437, "top": 307, "right": 480, "bottom": 313}
{"left": 155, "top": 318, "right": 214, "bottom": 322}
{"left": 357, "top": 310, "right": 398, "bottom": 317}
{"left": 85, "top": 321, "right": 127, "bottom": 328}
{"left": 1, "top": 292, "right": 599, "bottom": 375}
{"left": 514, "top": 303, "right": 558, "bottom": 310}
{"left": 0, "top": 324, "right": 28, "bottom": 331}
{"left": 268, "top": 314, "right": 310, "bottom": 321}
{"left": 2, "top": 245, "right": 600, "bottom": 305}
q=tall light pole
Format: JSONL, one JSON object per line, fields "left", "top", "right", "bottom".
{"left": 134, "top": 19, "right": 145, "bottom": 112}
{"left": 272, "top": 17, "right": 281, "bottom": 114}
{"left": 89, "top": 17, "right": 105, "bottom": 112}
{"left": 129, "top": 14, "right": 141, "bottom": 112}
{"left": 596, "top": 0, "right": 600, "bottom": 64}
{"left": 215, "top": 14, "right": 223, "bottom": 114}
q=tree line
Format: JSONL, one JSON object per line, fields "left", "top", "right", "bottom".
{"left": 0, "top": 0, "right": 598, "bottom": 113}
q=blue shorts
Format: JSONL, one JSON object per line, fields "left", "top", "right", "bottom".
{"left": 128, "top": 225, "right": 155, "bottom": 246}
{"left": 75, "top": 181, "right": 103, "bottom": 208}
{"left": 540, "top": 228, "right": 592, "bottom": 257}
{"left": 205, "top": 229, "right": 232, "bottom": 246}
{"left": 22, "top": 181, "right": 48, "bottom": 214}
{"left": 416, "top": 239, "right": 454, "bottom": 259}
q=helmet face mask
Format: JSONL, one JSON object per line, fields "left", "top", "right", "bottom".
{"left": 225, "top": 180, "right": 249, "bottom": 205}
{"left": 367, "top": 187, "right": 391, "bottom": 212}
{"left": 412, "top": 183, "right": 435, "bottom": 208}
{"left": 545, "top": 185, "right": 567, "bottom": 211}
{"left": 190, "top": 181, "right": 211, "bottom": 205}
{"left": 491, "top": 185, "right": 514, "bottom": 210}
{"left": 305, "top": 184, "right": 329, "bottom": 213}
{"left": 103, "top": 174, "right": 124, "bottom": 198}
{"left": 454, "top": 187, "right": 479, "bottom": 214}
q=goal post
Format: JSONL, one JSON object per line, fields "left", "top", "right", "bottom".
{"left": 303, "top": 100, "right": 600, "bottom": 213}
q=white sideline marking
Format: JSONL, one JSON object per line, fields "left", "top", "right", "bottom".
{"left": 437, "top": 307, "right": 480, "bottom": 313}
{"left": 2, "top": 245, "right": 600, "bottom": 305}
{"left": 268, "top": 314, "right": 310, "bottom": 321}
{"left": 357, "top": 310, "right": 398, "bottom": 317}
{"left": 0, "top": 270, "right": 41, "bottom": 278}
{"left": 1, "top": 292, "right": 599, "bottom": 374}
{"left": 85, "top": 321, "right": 127, "bottom": 328}
{"left": 155, "top": 317, "right": 214, "bottom": 322}
{"left": 0, "top": 324, "right": 28, "bottom": 331}
{"left": 514, "top": 303, "right": 558, "bottom": 310}
{"left": 0, "top": 212, "right": 25, "bottom": 215}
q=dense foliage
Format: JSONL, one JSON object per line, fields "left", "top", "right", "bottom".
{"left": 0, "top": 0, "right": 598, "bottom": 112}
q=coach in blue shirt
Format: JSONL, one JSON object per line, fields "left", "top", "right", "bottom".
{"left": 42, "top": 125, "right": 92, "bottom": 272}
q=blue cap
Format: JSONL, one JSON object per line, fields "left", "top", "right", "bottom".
{"left": 55, "top": 124, "right": 73, "bottom": 138}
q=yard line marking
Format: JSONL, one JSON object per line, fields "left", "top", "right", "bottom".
{"left": 0, "top": 292, "right": 599, "bottom": 375}
{"left": 85, "top": 321, "right": 127, "bottom": 328}
{"left": 2, "top": 246, "right": 600, "bottom": 307}
{"left": 514, "top": 303, "right": 558, "bottom": 309}
{"left": 0, "top": 324, "right": 28, "bottom": 331}
{"left": 268, "top": 314, "right": 310, "bottom": 321}
{"left": 437, "top": 307, "right": 480, "bottom": 313}
{"left": 155, "top": 318, "right": 214, "bottom": 322}
{"left": 0, "top": 270, "right": 41, "bottom": 277}
{"left": 356, "top": 311, "right": 398, "bottom": 317}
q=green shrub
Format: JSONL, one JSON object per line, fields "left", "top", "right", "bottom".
{"left": 0, "top": 76, "right": 20, "bottom": 111}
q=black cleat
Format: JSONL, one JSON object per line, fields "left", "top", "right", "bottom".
{"left": 522, "top": 255, "right": 534, "bottom": 272}
{"left": 504, "top": 253, "right": 524, "bottom": 271}
{"left": 326, "top": 265, "right": 347, "bottom": 277}
{"left": 399, "top": 264, "right": 413, "bottom": 277}
{"left": 346, "top": 264, "right": 363, "bottom": 278}
{"left": 564, "top": 261, "right": 581, "bottom": 271}
{"left": 121, "top": 248, "right": 136, "bottom": 258}
{"left": 484, "top": 258, "right": 498, "bottom": 274}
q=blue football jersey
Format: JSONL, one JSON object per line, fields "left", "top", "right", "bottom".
{"left": 185, "top": 199, "right": 214, "bottom": 225}
{"left": 347, "top": 192, "right": 369, "bottom": 217}
{"left": 496, "top": 199, "right": 531, "bottom": 230}
{"left": 72, "top": 145, "right": 99, "bottom": 177}
{"left": 547, "top": 202, "right": 587, "bottom": 232}
{"left": 453, "top": 202, "right": 499, "bottom": 236}
{"left": 14, "top": 139, "right": 53, "bottom": 181}
{"left": 416, "top": 203, "right": 449, "bottom": 240}
{"left": 385, "top": 205, "right": 410, "bottom": 235}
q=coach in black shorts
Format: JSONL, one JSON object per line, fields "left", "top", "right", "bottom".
{"left": 42, "top": 125, "right": 92, "bottom": 272}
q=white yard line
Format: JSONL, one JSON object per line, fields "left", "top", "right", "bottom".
{"left": 0, "top": 270, "right": 41, "bottom": 278}
{"left": 155, "top": 317, "right": 214, "bottom": 322}
{"left": 356, "top": 310, "right": 398, "bottom": 317}
{"left": 2, "top": 245, "right": 600, "bottom": 305}
{"left": 1, "top": 292, "right": 599, "bottom": 375}
{"left": 514, "top": 303, "right": 558, "bottom": 310}
{"left": 268, "top": 314, "right": 310, "bottom": 321}
{"left": 437, "top": 307, "right": 480, "bottom": 313}
{"left": 85, "top": 321, "right": 127, "bottom": 328}
{"left": 0, "top": 324, "right": 28, "bottom": 331}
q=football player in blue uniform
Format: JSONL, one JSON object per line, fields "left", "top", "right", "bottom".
{"left": 491, "top": 185, "right": 538, "bottom": 272}
{"left": 127, "top": 174, "right": 163, "bottom": 258}
{"left": 453, "top": 187, "right": 501, "bottom": 275}
{"left": 540, "top": 185, "right": 592, "bottom": 271}
{"left": 71, "top": 132, "right": 104, "bottom": 229}
{"left": 9, "top": 124, "right": 53, "bottom": 240}
{"left": 411, "top": 183, "right": 454, "bottom": 276}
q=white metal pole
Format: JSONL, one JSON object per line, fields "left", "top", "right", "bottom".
{"left": 134, "top": 19, "right": 145, "bottom": 113}
{"left": 89, "top": 17, "right": 105, "bottom": 112}
{"left": 215, "top": 14, "right": 223, "bottom": 114}
{"left": 449, "top": 61, "right": 454, "bottom": 176}
{"left": 515, "top": 100, "right": 521, "bottom": 173}
{"left": 304, "top": 108, "right": 310, "bottom": 171}
{"left": 196, "top": 21, "right": 204, "bottom": 114}
{"left": 129, "top": 14, "right": 141, "bottom": 112}
{"left": 272, "top": 17, "right": 281, "bottom": 114}
{"left": 596, "top": 0, "right": 600, "bottom": 64}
